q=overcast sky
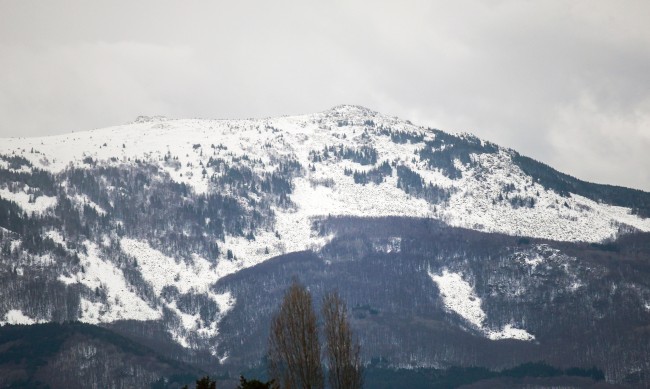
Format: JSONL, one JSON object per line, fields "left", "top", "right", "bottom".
{"left": 1, "top": 0, "right": 649, "bottom": 191}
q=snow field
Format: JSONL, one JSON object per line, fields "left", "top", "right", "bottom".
{"left": 58, "top": 241, "right": 161, "bottom": 324}
{"left": 1, "top": 106, "right": 648, "bottom": 244}
{"left": 438, "top": 152, "right": 650, "bottom": 242}
{"left": 120, "top": 238, "right": 235, "bottom": 351}
{"left": 0, "top": 188, "right": 57, "bottom": 215}
{"left": 429, "top": 269, "right": 534, "bottom": 341}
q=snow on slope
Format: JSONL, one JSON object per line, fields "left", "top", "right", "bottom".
{"left": 72, "top": 194, "right": 106, "bottom": 216}
{"left": 429, "top": 269, "right": 534, "bottom": 341}
{"left": 429, "top": 270, "right": 486, "bottom": 329}
{"left": 0, "top": 309, "right": 45, "bottom": 326}
{"left": 0, "top": 187, "right": 57, "bottom": 215}
{"left": 120, "top": 238, "right": 234, "bottom": 303}
{"left": 120, "top": 239, "right": 235, "bottom": 350}
{"left": 437, "top": 151, "right": 650, "bottom": 242}
{"left": 2, "top": 104, "right": 649, "bottom": 349}
{"left": 223, "top": 167, "right": 431, "bottom": 265}
{"left": 1, "top": 105, "right": 647, "bottom": 246}
{"left": 58, "top": 242, "right": 161, "bottom": 324}
{"left": 51, "top": 238, "right": 235, "bottom": 351}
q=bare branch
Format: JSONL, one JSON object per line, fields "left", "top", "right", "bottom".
{"left": 322, "top": 292, "right": 363, "bottom": 389}
{"left": 268, "top": 281, "right": 323, "bottom": 389}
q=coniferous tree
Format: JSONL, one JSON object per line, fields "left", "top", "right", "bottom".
{"left": 181, "top": 376, "right": 217, "bottom": 389}
{"left": 237, "top": 375, "right": 273, "bottom": 389}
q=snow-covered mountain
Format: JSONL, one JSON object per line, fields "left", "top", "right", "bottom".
{"left": 1, "top": 105, "right": 650, "bottom": 387}
{"left": 2, "top": 105, "right": 648, "bottom": 246}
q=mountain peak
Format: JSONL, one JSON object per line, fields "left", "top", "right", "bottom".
{"left": 325, "top": 104, "right": 377, "bottom": 116}
{"left": 133, "top": 115, "right": 169, "bottom": 124}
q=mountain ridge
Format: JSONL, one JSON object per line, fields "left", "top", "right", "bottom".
{"left": 1, "top": 106, "right": 650, "bottom": 387}
{"left": 1, "top": 105, "right": 648, "bottom": 244}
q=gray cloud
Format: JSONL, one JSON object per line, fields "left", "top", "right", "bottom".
{"left": 0, "top": 0, "right": 649, "bottom": 191}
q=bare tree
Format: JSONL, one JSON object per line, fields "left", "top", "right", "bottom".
{"left": 268, "top": 281, "right": 323, "bottom": 389}
{"left": 322, "top": 292, "right": 363, "bottom": 389}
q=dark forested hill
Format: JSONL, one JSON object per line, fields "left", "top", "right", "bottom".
{"left": 0, "top": 322, "right": 200, "bottom": 389}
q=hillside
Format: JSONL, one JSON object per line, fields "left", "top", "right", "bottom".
{"left": 1, "top": 106, "right": 650, "bottom": 387}
{"left": 0, "top": 322, "right": 200, "bottom": 388}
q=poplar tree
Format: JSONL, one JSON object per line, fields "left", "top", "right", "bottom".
{"left": 322, "top": 292, "right": 363, "bottom": 389}
{"left": 268, "top": 281, "right": 323, "bottom": 389}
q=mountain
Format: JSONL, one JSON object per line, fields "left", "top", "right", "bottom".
{"left": 1, "top": 105, "right": 649, "bottom": 387}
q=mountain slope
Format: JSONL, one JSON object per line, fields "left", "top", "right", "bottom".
{"left": 1, "top": 105, "right": 650, "bottom": 387}
{"left": 1, "top": 105, "right": 648, "bottom": 246}
{"left": 214, "top": 217, "right": 650, "bottom": 385}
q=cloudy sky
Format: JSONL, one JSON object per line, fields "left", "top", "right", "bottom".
{"left": 1, "top": 0, "right": 649, "bottom": 191}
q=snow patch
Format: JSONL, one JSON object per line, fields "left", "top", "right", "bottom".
{"left": 0, "top": 309, "right": 44, "bottom": 326}
{"left": 120, "top": 238, "right": 236, "bottom": 350}
{"left": 0, "top": 159, "right": 32, "bottom": 174}
{"left": 72, "top": 194, "right": 107, "bottom": 215}
{"left": 121, "top": 238, "right": 226, "bottom": 295}
{"left": 59, "top": 242, "right": 161, "bottom": 323}
{"left": 372, "top": 237, "right": 402, "bottom": 253}
{"left": 487, "top": 324, "right": 535, "bottom": 341}
{"left": 524, "top": 254, "right": 544, "bottom": 268}
{"left": 429, "top": 269, "right": 534, "bottom": 341}
{"left": 0, "top": 188, "right": 57, "bottom": 215}
{"left": 44, "top": 230, "right": 66, "bottom": 246}
{"left": 430, "top": 270, "right": 485, "bottom": 328}
{"left": 78, "top": 298, "right": 105, "bottom": 325}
